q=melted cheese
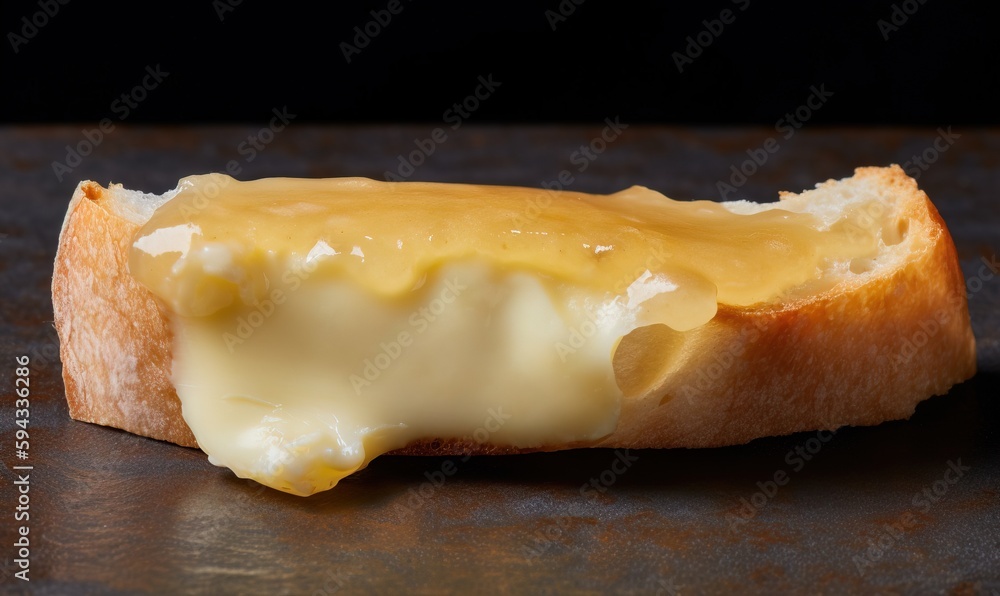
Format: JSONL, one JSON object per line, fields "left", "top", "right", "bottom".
{"left": 128, "top": 174, "right": 880, "bottom": 495}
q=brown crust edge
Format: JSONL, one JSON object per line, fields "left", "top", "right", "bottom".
{"left": 591, "top": 165, "right": 976, "bottom": 450}
{"left": 53, "top": 182, "right": 198, "bottom": 447}
{"left": 51, "top": 166, "right": 976, "bottom": 457}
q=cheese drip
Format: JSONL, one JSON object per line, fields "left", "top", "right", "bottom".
{"left": 129, "top": 174, "right": 880, "bottom": 495}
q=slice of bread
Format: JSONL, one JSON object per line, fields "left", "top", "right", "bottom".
{"left": 51, "top": 165, "right": 976, "bottom": 458}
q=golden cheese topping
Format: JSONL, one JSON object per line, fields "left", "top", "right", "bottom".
{"left": 128, "top": 174, "right": 880, "bottom": 495}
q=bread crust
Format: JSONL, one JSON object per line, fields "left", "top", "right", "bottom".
{"left": 53, "top": 182, "right": 198, "bottom": 447}
{"left": 51, "top": 167, "right": 976, "bottom": 456}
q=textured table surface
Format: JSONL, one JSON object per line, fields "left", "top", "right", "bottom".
{"left": 0, "top": 125, "right": 997, "bottom": 594}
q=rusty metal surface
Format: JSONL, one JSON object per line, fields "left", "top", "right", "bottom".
{"left": 0, "top": 125, "right": 998, "bottom": 594}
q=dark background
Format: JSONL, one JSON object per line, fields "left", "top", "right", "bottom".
{"left": 2, "top": 3, "right": 1000, "bottom": 593}
{"left": 1, "top": 0, "right": 998, "bottom": 126}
